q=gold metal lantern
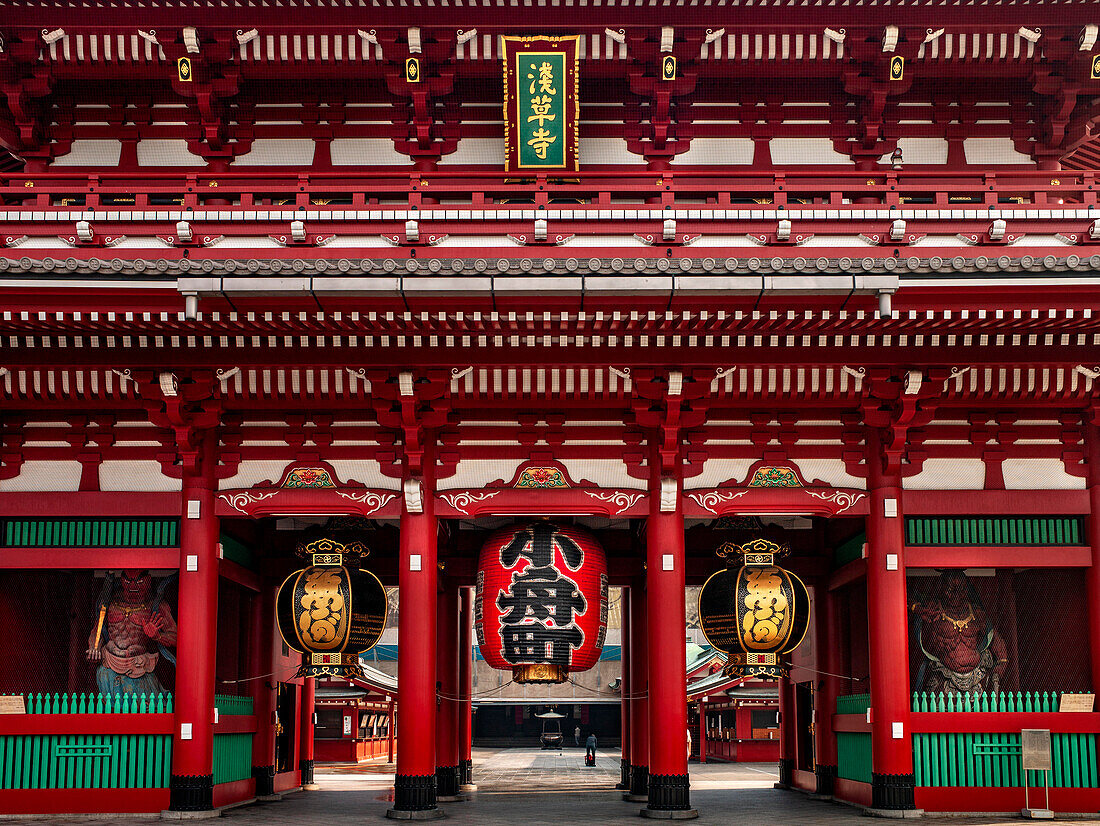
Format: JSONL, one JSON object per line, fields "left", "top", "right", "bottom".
{"left": 276, "top": 537, "right": 388, "bottom": 678}
{"left": 698, "top": 538, "right": 810, "bottom": 679}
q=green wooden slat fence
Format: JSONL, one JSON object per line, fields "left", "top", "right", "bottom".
{"left": 914, "top": 732, "right": 1098, "bottom": 788}
{"left": 0, "top": 693, "right": 173, "bottom": 790}
{"left": 836, "top": 693, "right": 872, "bottom": 715}
{"left": 836, "top": 693, "right": 873, "bottom": 783}
{"left": 905, "top": 516, "right": 1083, "bottom": 546}
{"left": 912, "top": 691, "right": 1066, "bottom": 713}
{"left": 838, "top": 732, "right": 873, "bottom": 783}
{"left": 212, "top": 733, "right": 254, "bottom": 785}
{"left": 214, "top": 694, "right": 253, "bottom": 716}
{"left": 9, "top": 692, "right": 174, "bottom": 715}
{"left": 2, "top": 519, "right": 179, "bottom": 548}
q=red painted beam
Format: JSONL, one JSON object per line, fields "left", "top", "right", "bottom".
{"left": 906, "top": 490, "right": 1090, "bottom": 515}
{"left": 911, "top": 712, "right": 1100, "bottom": 734}
{"left": 219, "top": 558, "right": 261, "bottom": 592}
{"left": 0, "top": 713, "right": 173, "bottom": 735}
{"left": 0, "top": 789, "right": 169, "bottom": 815}
{"left": 213, "top": 714, "right": 257, "bottom": 734}
{"left": 828, "top": 558, "right": 866, "bottom": 591}
{"left": 0, "top": 547, "right": 180, "bottom": 569}
{"left": 0, "top": 492, "right": 181, "bottom": 517}
{"left": 832, "top": 713, "right": 871, "bottom": 733}
{"left": 906, "top": 546, "right": 1091, "bottom": 568}
{"left": 916, "top": 787, "right": 1100, "bottom": 814}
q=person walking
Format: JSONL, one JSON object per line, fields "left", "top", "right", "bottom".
{"left": 585, "top": 732, "right": 597, "bottom": 762}
{"left": 574, "top": 725, "right": 581, "bottom": 747}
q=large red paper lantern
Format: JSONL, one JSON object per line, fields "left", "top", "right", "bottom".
{"left": 475, "top": 521, "right": 608, "bottom": 684}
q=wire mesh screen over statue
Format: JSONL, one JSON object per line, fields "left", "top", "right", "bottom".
{"left": 475, "top": 521, "right": 607, "bottom": 685}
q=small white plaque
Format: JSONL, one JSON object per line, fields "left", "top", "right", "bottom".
{"left": 343, "top": 716, "right": 353, "bottom": 736}
{"left": 185, "top": 554, "right": 199, "bottom": 572}
{"left": 187, "top": 499, "right": 201, "bottom": 519}
{"left": 181, "top": 723, "right": 193, "bottom": 740}
{"left": 865, "top": 708, "right": 872, "bottom": 724}
{"left": 662, "top": 554, "right": 674, "bottom": 571}
{"left": 410, "top": 554, "right": 422, "bottom": 572}
{"left": 886, "top": 553, "right": 899, "bottom": 571}
{"left": 214, "top": 708, "right": 219, "bottom": 724}
{"left": 891, "top": 721, "right": 904, "bottom": 739}
{"left": 884, "top": 498, "right": 898, "bottom": 518}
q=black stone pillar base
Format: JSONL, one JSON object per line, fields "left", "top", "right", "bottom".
{"left": 435, "top": 765, "right": 461, "bottom": 800}
{"left": 169, "top": 773, "right": 213, "bottom": 812}
{"left": 460, "top": 759, "right": 473, "bottom": 785}
{"left": 776, "top": 758, "right": 794, "bottom": 789}
{"left": 387, "top": 774, "right": 444, "bottom": 820}
{"left": 641, "top": 774, "right": 697, "bottom": 819}
{"left": 871, "top": 772, "right": 916, "bottom": 811}
{"left": 814, "top": 763, "right": 837, "bottom": 797}
{"left": 253, "top": 764, "right": 276, "bottom": 798}
{"left": 624, "top": 763, "right": 648, "bottom": 799}
{"left": 300, "top": 758, "right": 319, "bottom": 790}
{"left": 616, "top": 758, "right": 631, "bottom": 789}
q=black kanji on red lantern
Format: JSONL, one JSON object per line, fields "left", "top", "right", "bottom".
{"left": 496, "top": 523, "right": 586, "bottom": 666}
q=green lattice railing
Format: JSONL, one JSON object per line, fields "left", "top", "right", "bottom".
{"left": 905, "top": 516, "right": 1083, "bottom": 547}
{"left": 914, "top": 733, "right": 1098, "bottom": 788}
{"left": 12, "top": 692, "right": 173, "bottom": 715}
{"left": 214, "top": 694, "right": 253, "bottom": 716}
{"left": 2, "top": 519, "right": 179, "bottom": 548}
{"left": 913, "top": 691, "right": 1069, "bottom": 713}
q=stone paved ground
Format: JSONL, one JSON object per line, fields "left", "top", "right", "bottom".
{"left": 16, "top": 748, "right": 1100, "bottom": 824}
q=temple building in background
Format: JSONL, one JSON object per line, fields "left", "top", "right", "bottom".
{"left": 1, "top": 1, "right": 1100, "bottom": 820}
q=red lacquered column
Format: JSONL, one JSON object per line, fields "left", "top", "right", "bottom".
{"left": 777, "top": 676, "right": 795, "bottom": 787}
{"left": 814, "top": 583, "right": 840, "bottom": 796}
{"left": 249, "top": 582, "right": 277, "bottom": 797}
{"left": 434, "top": 584, "right": 461, "bottom": 800}
{"left": 458, "top": 586, "right": 476, "bottom": 791}
{"left": 169, "top": 434, "right": 219, "bottom": 812}
{"left": 387, "top": 700, "right": 395, "bottom": 764}
{"left": 300, "top": 676, "right": 317, "bottom": 790}
{"left": 617, "top": 587, "right": 632, "bottom": 790}
{"left": 1086, "top": 421, "right": 1100, "bottom": 697}
{"left": 626, "top": 576, "right": 650, "bottom": 801}
{"left": 697, "top": 701, "right": 706, "bottom": 764}
{"left": 866, "top": 431, "right": 915, "bottom": 811}
{"left": 388, "top": 462, "right": 442, "bottom": 819}
{"left": 644, "top": 469, "right": 697, "bottom": 818}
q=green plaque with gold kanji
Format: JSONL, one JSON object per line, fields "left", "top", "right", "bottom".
{"left": 503, "top": 36, "right": 579, "bottom": 172}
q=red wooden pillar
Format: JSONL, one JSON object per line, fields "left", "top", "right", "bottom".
{"left": 643, "top": 469, "right": 697, "bottom": 818}
{"left": 169, "top": 435, "right": 219, "bottom": 812}
{"left": 697, "top": 701, "right": 706, "bottom": 764}
{"left": 388, "top": 465, "right": 442, "bottom": 819}
{"left": 777, "top": 676, "right": 795, "bottom": 787}
{"left": 300, "top": 677, "right": 317, "bottom": 790}
{"left": 1086, "top": 421, "right": 1100, "bottom": 695}
{"left": 866, "top": 431, "right": 915, "bottom": 811}
{"left": 387, "top": 700, "right": 396, "bottom": 764}
{"left": 626, "top": 575, "right": 649, "bottom": 801}
{"left": 814, "top": 583, "right": 841, "bottom": 796}
{"left": 617, "top": 587, "right": 632, "bottom": 790}
{"left": 249, "top": 582, "right": 277, "bottom": 797}
{"left": 457, "top": 586, "right": 476, "bottom": 791}
{"left": 434, "top": 583, "right": 461, "bottom": 800}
